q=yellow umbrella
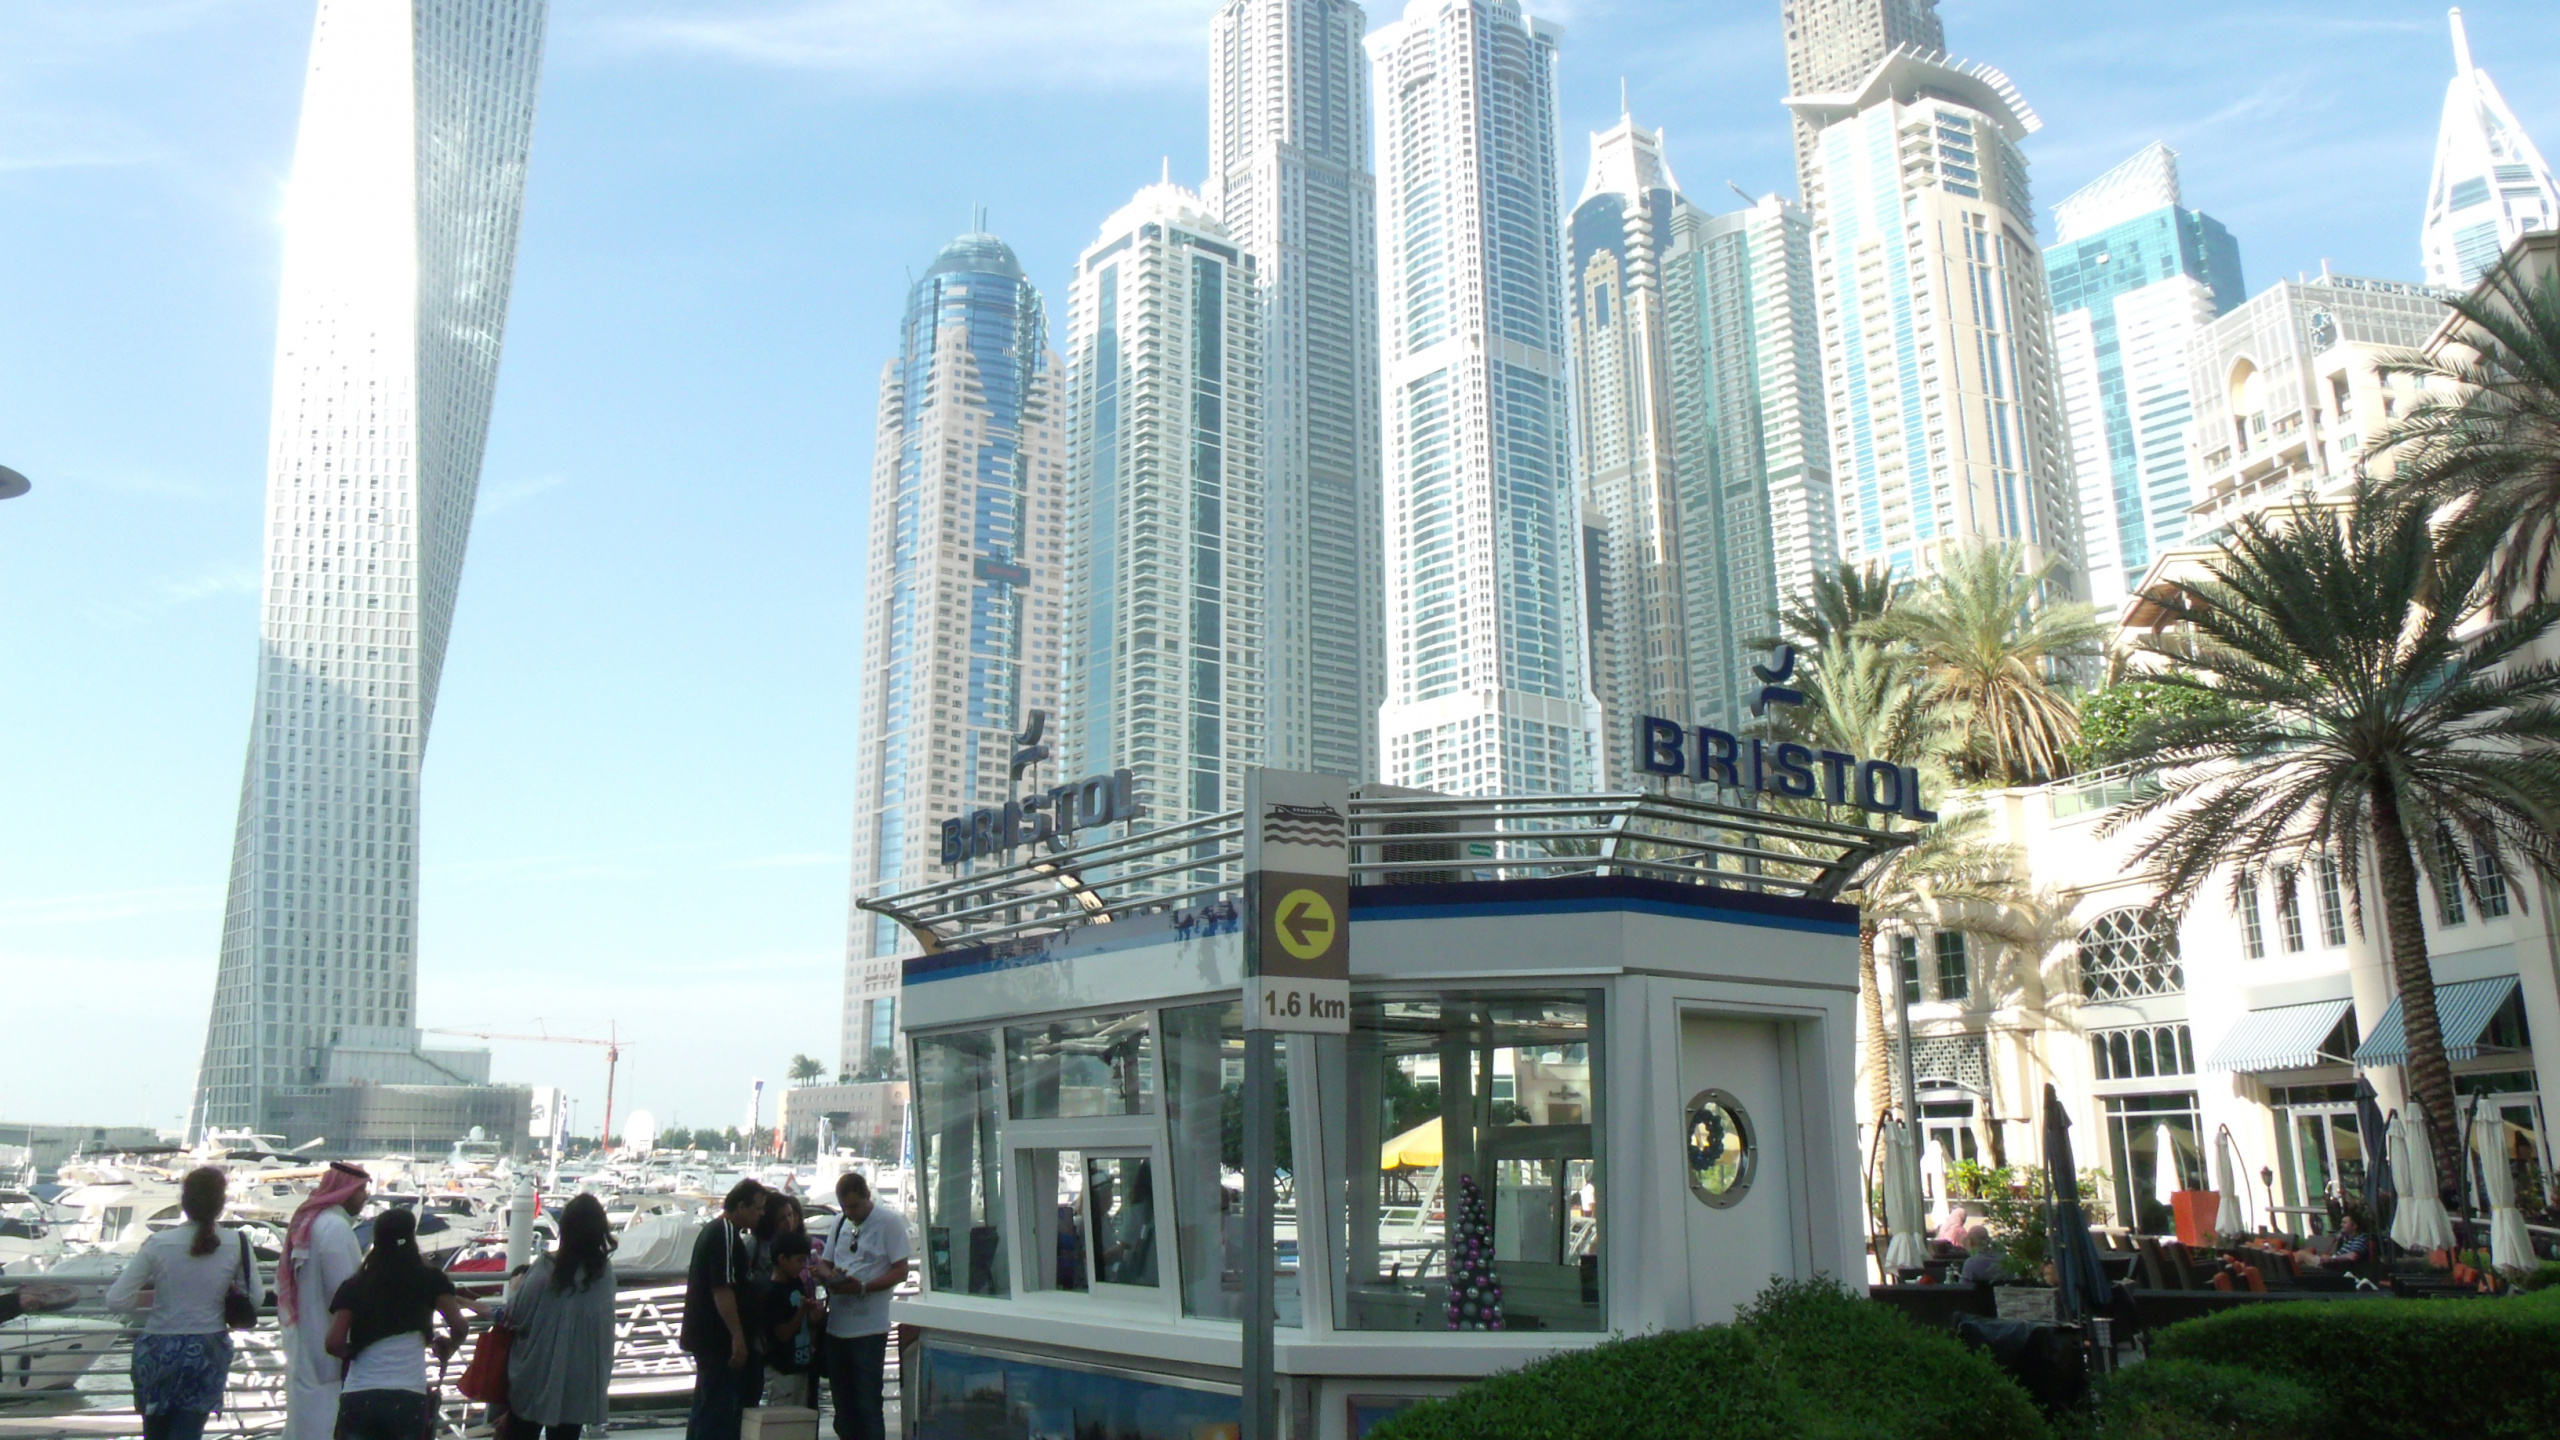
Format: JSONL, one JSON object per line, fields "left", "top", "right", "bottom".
{"left": 1381, "top": 1117, "right": 1441, "bottom": 1169}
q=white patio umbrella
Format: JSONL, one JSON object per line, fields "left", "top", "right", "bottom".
{"left": 2213, "top": 1129, "right": 2250, "bottom": 1243}
{"left": 1883, "top": 1118, "right": 1928, "bottom": 1272}
{"left": 2150, "top": 1122, "right": 2181, "bottom": 1229}
{"left": 2474, "top": 1117, "right": 2534, "bottom": 1275}
{"left": 2390, "top": 1112, "right": 2457, "bottom": 1253}
{"left": 1921, "top": 1136, "right": 1950, "bottom": 1233}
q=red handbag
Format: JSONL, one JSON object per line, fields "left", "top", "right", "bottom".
{"left": 456, "top": 1325, "right": 512, "bottom": 1404}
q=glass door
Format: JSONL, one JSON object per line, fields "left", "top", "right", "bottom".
{"left": 2279, "top": 1105, "right": 2365, "bottom": 1228}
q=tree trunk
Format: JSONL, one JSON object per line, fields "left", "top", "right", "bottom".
{"left": 2368, "top": 775, "right": 2460, "bottom": 1192}
{"left": 1860, "top": 922, "right": 1892, "bottom": 1118}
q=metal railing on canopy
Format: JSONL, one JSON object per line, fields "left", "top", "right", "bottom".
{"left": 858, "top": 788, "right": 1911, "bottom": 954}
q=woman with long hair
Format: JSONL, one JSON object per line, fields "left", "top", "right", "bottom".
{"left": 106, "top": 1167, "right": 261, "bottom": 1440}
{"left": 326, "top": 1207, "right": 470, "bottom": 1440}
{"left": 502, "top": 1194, "right": 618, "bottom": 1440}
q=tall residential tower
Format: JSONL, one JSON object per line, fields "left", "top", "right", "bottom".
{"left": 1788, "top": 49, "right": 2081, "bottom": 587}
{"left": 1209, "top": 0, "right": 1382, "bottom": 781}
{"left": 192, "top": 0, "right": 549, "bottom": 1147}
{"left": 842, "top": 230, "right": 1066, "bottom": 1074}
{"left": 1779, "top": 0, "right": 1944, "bottom": 195}
{"left": 1058, "top": 183, "right": 1266, "bottom": 830}
{"left": 2044, "top": 144, "right": 2244, "bottom": 610}
{"left": 1368, "top": 0, "right": 1598, "bottom": 796}
{"left": 2420, "top": 8, "right": 2558, "bottom": 291}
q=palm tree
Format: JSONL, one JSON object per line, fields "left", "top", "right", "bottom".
{"left": 1780, "top": 639, "right": 2034, "bottom": 1117}
{"left": 787, "top": 1053, "right": 825, "bottom": 1087}
{"left": 1770, "top": 559, "right": 1901, "bottom": 660}
{"left": 2102, "top": 483, "right": 2560, "bottom": 1167}
{"left": 1868, "top": 542, "right": 2105, "bottom": 787}
{"left": 2373, "top": 264, "right": 2560, "bottom": 605}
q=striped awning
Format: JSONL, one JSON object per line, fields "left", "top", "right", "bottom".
{"left": 2206, "top": 999, "right": 2355, "bottom": 1073}
{"left": 2352, "top": 976, "right": 2522, "bottom": 1069}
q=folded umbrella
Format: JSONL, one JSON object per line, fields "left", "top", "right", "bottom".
{"left": 2474, "top": 1116, "right": 2533, "bottom": 1276}
{"left": 1883, "top": 1117, "right": 1928, "bottom": 1273}
{"left": 2390, "top": 1110, "right": 2457, "bottom": 1253}
{"left": 2150, "top": 1122, "right": 2180, "bottom": 1232}
{"left": 2044, "top": 1084, "right": 2114, "bottom": 1323}
{"left": 2213, "top": 1127, "right": 2250, "bottom": 1244}
{"left": 2355, "top": 1076, "right": 2394, "bottom": 1226}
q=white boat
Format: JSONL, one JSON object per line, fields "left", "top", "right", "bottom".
{"left": 0, "top": 1315, "right": 122, "bottom": 1396}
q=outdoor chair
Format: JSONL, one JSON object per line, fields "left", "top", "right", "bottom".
{"left": 2134, "top": 1236, "right": 2170, "bottom": 1290}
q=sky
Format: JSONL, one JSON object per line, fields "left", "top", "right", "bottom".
{"left": 4, "top": 0, "right": 2557, "bottom": 1140}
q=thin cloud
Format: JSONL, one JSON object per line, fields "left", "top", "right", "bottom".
{"left": 84, "top": 560, "right": 260, "bottom": 629}
{"left": 585, "top": 0, "right": 1211, "bottom": 89}
{"left": 478, "top": 472, "right": 569, "bottom": 516}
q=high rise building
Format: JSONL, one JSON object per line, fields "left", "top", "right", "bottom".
{"left": 191, "top": 0, "right": 549, "bottom": 1147}
{"left": 1209, "top": 0, "right": 1383, "bottom": 782}
{"left": 1568, "top": 116, "right": 1692, "bottom": 783}
{"left": 1058, "top": 182, "right": 1266, "bottom": 831}
{"left": 2044, "top": 144, "right": 2244, "bottom": 611}
{"left": 1661, "top": 191, "right": 1835, "bottom": 738}
{"left": 1779, "top": 0, "right": 1945, "bottom": 195}
{"left": 1787, "top": 48, "right": 2081, "bottom": 588}
{"left": 1367, "top": 0, "right": 1598, "bottom": 797}
{"left": 843, "top": 229, "right": 1065, "bottom": 1075}
{"left": 2420, "top": 8, "right": 2558, "bottom": 292}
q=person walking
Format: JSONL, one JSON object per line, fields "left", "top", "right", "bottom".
{"left": 681, "top": 1180, "right": 767, "bottom": 1440}
{"left": 325, "top": 1207, "right": 471, "bottom": 1440}
{"left": 503, "top": 1193, "right": 618, "bottom": 1440}
{"left": 106, "top": 1168, "right": 261, "bottom": 1440}
{"left": 279, "top": 1162, "right": 370, "bottom": 1440}
{"left": 814, "top": 1172, "right": 910, "bottom": 1440}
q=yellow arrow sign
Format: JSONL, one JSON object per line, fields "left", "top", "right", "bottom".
{"left": 1274, "top": 888, "right": 1336, "bottom": 961}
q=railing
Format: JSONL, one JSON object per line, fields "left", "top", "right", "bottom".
{"left": 2049, "top": 761, "right": 2163, "bottom": 820}
{"left": 860, "top": 788, "right": 1911, "bottom": 952}
{"left": 0, "top": 1276, "right": 899, "bottom": 1438}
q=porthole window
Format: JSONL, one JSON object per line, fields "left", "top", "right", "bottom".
{"left": 1685, "top": 1089, "right": 1757, "bottom": 1209}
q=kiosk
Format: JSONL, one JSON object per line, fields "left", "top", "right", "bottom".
{"left": 863, "top": 784, "right": 1902, "bottom": 1440}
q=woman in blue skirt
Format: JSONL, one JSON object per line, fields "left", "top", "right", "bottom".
{"left": 108, "top": 1168, "right": 261, "bottom": 1440}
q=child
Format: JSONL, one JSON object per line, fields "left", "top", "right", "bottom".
{"left": 753, "top": 1231, "right": 822, "bottom": 1404}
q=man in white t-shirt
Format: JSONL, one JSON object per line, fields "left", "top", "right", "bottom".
{"left": 815, "top": 1171, "right": 911, "bottom": 1440}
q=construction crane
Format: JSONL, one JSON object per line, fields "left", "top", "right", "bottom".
{"left": 424, "top": 1023, "right": 628, "bottom": 1148}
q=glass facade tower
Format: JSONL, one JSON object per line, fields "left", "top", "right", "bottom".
{"left": 192, "top": 0, "right": 549, "bottom": 1144}
{"left": 2420, "top": 9, "right": 2558, "bottom": 290}
{"left": 1367, "top": 0, "right": 1599, "bottom": 797}
{"left": 1210, "top": 0, "right": 1383, "bottom": 781}
{"left": 844, "top": 231, "right": 1066, "bottom": 1076}
{"left": 1059, "top": 184, "right": 1266, "bottom": 835}
{"left": 2044, "top": 145, "right": 2244, "bottom": 611}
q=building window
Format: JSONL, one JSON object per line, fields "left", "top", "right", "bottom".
{"left": 2237, "top": 874, "right": 2266, "bottom": 959}
{"left": 1005, "top": 1012, "right": 1156, "bottom": 1119}
{"left": 2434, "top": 831, "right": 2468, "bottom": 927}
{"left": 2091, "top": 1024, "right": 2194, "bottom": 1081}
{"left": 2077, "top": 909, "right": 2183, "bottom": 999}
{"left": 1934, "top": 931, "right": 1969, "bottom": 1002}
{"left": 1339, "top": 992, "right": 1601, "bottom": 1333}
{"left": 2316, "top": 856, "right": 2348, "bottom": 947}
{"left": 1895, "top": 932, "right": 1921, "bottom": 1006}
{"left": 912, "top": 1030, "right": 1008, "bottom": 1296}
{"left": 2276, "top": 868, "right": 2306, "bottom": 953}
{"left": 2103, "top": 1092, "right": 2202, "bottom": 1236}
{"left": 2479, "top": 846, "right": 2512, "bottom": 919}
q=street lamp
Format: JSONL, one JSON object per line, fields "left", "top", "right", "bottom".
{"left": 0, "top": 465, "right": 28, "bottom": 500}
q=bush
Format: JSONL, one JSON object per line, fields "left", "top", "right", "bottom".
{"left": 2092, "top": 1359, "right": 2329, "bottom": 1440}
{"left": 2516, "top": 1262, "right": 2560, "bottom": 1292}
{"left": 1367, "top": 1279, "right": 2044, "bottom": 1440}
{"left": 2146, "top": 1291, "right": 2560, "bottom": 1439}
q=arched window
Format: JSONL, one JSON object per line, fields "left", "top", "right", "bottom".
{"left": 2076, "top": 909, "right": 2183, "bottom": 999}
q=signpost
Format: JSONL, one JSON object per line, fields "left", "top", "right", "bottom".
{"left": 1241, "top": 768, "right": 1351, "bottom": 1440}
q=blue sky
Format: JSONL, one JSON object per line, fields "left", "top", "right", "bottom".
{"left": 4, "top": 0, "right": 2555, "bottom": 1138}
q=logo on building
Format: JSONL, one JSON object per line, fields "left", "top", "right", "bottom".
{"left": 1637, "top": 646, "right": 1939, "bottom": 821}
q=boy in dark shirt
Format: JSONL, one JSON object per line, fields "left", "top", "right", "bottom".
{"left": 753, "top": 1231, "right": 822, "bottom": 1403}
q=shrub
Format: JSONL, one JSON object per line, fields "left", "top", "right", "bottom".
{"left": 2516, "top": 1261, "right": 2560, "bottom": 1293}
{"left": 2092, "top": 1359, "right": 2329, "bottom": 1440}
{"left": 2147, "top": 1291, "right": 2560, "bottom": 1439}
{"left": 1367, "top": 1279, "right": 2043, "bottom": 1440}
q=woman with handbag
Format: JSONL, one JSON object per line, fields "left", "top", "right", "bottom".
{"left": 500, "top": 1194, "right": 617, "bottom": 1440}
{"left": 106, "top": 1167, "right": 262, "bottom": 1440}
{"left": 325, "top": 1207, "right": 470, "bottom": 1440}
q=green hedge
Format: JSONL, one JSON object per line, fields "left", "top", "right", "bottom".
{"left": 2092, "top": 1359, "right": 2328, "bottom": 1440}
{"left": 1366, "top": 1280, "right": 2044, "bottom": 1440}
{"left": 2144, "top": 1290, "right": 2560, "bottom": 1440}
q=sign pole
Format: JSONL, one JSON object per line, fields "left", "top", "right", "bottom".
{"left": 1241, "top": 768, "right": 1352, "bottom": 1440}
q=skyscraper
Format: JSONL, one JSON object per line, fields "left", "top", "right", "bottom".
{"left": 843, "top": 229, "right": 1065, "bottom": 1075}
{"left": 1788, "top": 48, "right": 2081, "bottom": 588}
{"left": 2420, "top": 8, "right": 2558, "bottom": 291}
{"left": 1568, "top": 116, "right": 1692, "bottom": 784}
{"left": 2044, "top": 144, "right": 2244, "bottom": 610}
{"left": 1058, "top": 182, "right": 1266, "bottom": 831}
{"left": 1661, "top": 191, "right": 1835, "bottom": 738}
{"left": 1368, "top": 0, "right": 1598, "bottom": 797}
{"left": 1779, "top": 0, "right": 1945, "bottom": 195}
{"left": 1209, "top": 0, "right": 1382, "bottom": 782}
{"left": 192, "top": 0, "right": 548, "bottom": 1146}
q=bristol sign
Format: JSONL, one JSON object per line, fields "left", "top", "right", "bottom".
{"left": 1636, "top": 645, "right": 1938, "bottom": 821}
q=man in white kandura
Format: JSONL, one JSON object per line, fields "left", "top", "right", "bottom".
{"left": 278, "top": 1162, "right": 370, "bottom": 1440}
